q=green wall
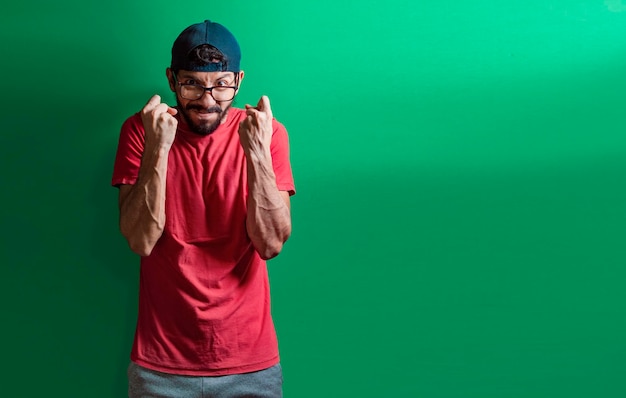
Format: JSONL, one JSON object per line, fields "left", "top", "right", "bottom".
{"left": 2, "top": 1, "right": 626, "bottom": 397}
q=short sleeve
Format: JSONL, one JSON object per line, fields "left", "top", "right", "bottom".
{"left": 270, "top": 119, "right": 296, "bottom": 196}
{"left": 111, "top": 113, "right": 145, "bottom": 187}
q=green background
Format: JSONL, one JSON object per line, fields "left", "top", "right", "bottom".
{"left": 2, "top": 1, "right": 626, "bottom": 397}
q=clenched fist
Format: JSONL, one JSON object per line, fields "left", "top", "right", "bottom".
{"left": 141, "top": 95, "right": 179, "bottom": 150}
{"left": 238, "top": 96, "right": 274, "bottom": 154}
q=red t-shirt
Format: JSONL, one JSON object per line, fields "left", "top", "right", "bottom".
{"left": 111, "top": 107, "right": 295, "bottom": 376}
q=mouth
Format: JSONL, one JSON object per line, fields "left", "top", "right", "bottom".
{"left": 189, "top": 108, "right": 220, "bottom": 120}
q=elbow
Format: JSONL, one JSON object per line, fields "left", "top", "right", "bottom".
{"left": 257, "top": 242, "right": 283, "bottom": 260}
{"left": 257, "top": 244, "right": 283, "bottom": 261}
{"left": 118, "top": 206, "right": 165, "bottom": 257}
{"left": 254, "top": 226, "right": 292, "bottom": 261}
{"left": 128, "top": 239, "right": 156, "bottom": 257}
{"left": 121, "top": 226, "right": 159, "bottom": 257}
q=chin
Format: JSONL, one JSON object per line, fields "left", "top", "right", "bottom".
{"left": 192, "top": 120, "right": 221, "bottom": 136}
{"left": 179, "top": 103, "right": 231, "bottom": 136}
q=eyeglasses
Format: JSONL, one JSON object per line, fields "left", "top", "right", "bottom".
{"left": 173, "top": 73, "right": 239, "bottom": 102}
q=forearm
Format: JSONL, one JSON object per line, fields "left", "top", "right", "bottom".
{"left": 246, "top": 148, "right": 292, "bottom": 260}
{"left": 119, "top": 145, "right": 169, "bottom": 256}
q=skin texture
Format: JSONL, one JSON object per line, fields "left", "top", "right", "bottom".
{"left": 118, "top": 69, "right": 291, "bottom": 259}
{"left": 239, "top": 96, "right": 292, "bottom": 259}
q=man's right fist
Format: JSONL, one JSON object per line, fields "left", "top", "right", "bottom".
{"left": 141, "top": 95, "right": 178, "bottom": 149}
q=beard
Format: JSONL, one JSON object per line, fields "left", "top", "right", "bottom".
{"left": 176, "top": 98, "right": 231, "bottom": 136}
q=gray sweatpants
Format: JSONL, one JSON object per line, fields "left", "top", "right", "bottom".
{"left": 127, "top": 362, "right": 283, "bottom": 398}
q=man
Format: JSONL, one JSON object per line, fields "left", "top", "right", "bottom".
{"left": 111, "top": 20, "right": 295, "bottom": 398}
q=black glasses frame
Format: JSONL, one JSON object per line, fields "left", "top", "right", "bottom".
{"left": 172, "top": 73, "right": 239, "bottom": 102}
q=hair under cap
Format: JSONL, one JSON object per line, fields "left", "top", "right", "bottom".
{"left": 171, "top": 20, "right": 241, "bottom": 72}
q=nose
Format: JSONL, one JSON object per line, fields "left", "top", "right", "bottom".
{"left": 194, "top": 89, "right": 218, "bottom": 107}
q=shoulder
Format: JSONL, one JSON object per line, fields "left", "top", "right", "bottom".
{"left": 121, "top": 112, "right": 144, "bottom": 131}
{"left": 119, "top": 112, "right": 146, "bottom": 141}
{"left": 271, "top": 117, "right": 288, "bottom": 142}
{"left": 117, "top": 112, "right": 145, "bottom": 151}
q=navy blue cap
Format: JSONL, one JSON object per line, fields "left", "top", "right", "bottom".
{"left": 171, "top": 20, "right": 241, "bottom": 72}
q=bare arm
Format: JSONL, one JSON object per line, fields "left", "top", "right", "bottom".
{"left": 118, "top": 95, "right": 178, "bottom": 256}
{"left": 239, "top": 96, "right": 292, "bottom": 260}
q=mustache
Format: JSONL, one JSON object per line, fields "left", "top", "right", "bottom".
{"left": 185, "top": 104, "right": 222, "bottom": 113}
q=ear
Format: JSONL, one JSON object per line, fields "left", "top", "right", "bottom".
{"left": 166, "top": 68, "right": 176, "bottom": 92}
{"left": 235, "top": 70, "right": 245, "bottom": 94}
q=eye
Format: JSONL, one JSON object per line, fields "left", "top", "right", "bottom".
{"left": 182, "top": 79, "right": 197, "bottom": 85}
{"left": 216, "top": 80, "right": 231, "bottom": 87}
